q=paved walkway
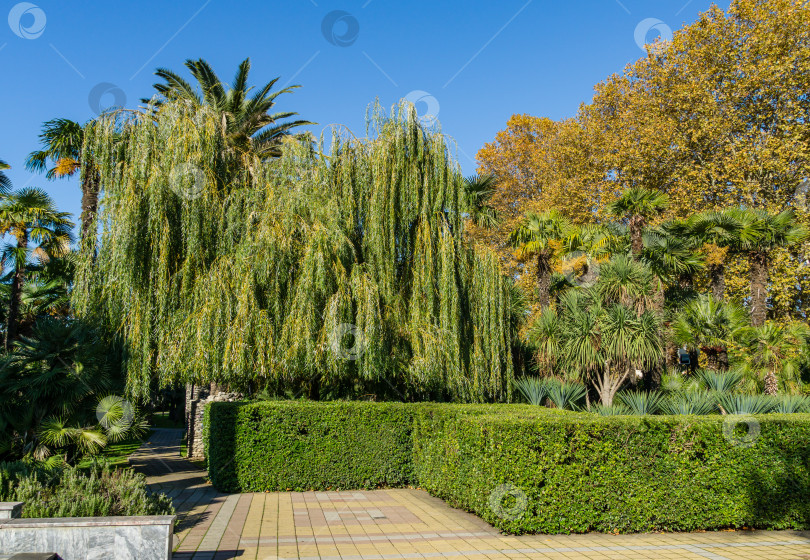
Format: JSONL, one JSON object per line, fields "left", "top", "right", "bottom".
{"left": 130, "top": 429, "right": 810, "bottom": 560}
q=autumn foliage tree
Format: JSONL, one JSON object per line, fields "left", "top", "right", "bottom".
{"left": 477, "top": 0, "right": 810, "bottom": 323}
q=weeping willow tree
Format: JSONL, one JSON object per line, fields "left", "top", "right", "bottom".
{"left": 72, "top": 100, "right": 515, "bottom": 403}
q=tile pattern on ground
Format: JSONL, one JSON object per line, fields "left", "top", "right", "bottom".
{"left": 131, "top": 428, "right": 810, "bottom": 560}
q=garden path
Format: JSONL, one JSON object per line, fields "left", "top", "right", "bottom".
{"left": 129, "top": 429, "right": 810, "bottom": 560}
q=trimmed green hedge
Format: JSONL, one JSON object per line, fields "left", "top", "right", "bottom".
{"left": 412, "top": 406, "right": 810, "bottom": 533}
{"left": 205, "top": 401, "right": 414, "bottom": 492}
{"left": 205, "top": 401, "right": 810, "bottom": 533}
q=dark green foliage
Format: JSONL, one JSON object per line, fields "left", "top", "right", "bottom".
{"left": 207, "top": 400, "right": 810, "bottom": 534}
{"left": 0, "top": 318, "right": 139, "bottom": 463}
{"left": 0, "top": 461, "right": 174, "bottom": 518}
{"left": 204, "top": 401, "right": 415, "bottom": 492}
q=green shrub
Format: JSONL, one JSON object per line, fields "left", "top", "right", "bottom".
{"left": 206, "top": 400, "right": 810, "bottom": 533}
{"left": 412, "top": 407, "right": 810, "bottom": 534}
{"left": 0, "top": 461, "right": 174, "bottom": 518}
{"left": 204, "top": 401, "right": 415, "bottom": 492}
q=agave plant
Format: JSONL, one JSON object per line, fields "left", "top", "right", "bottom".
{"left": 659, "top": 391, "right": 717, "bottom": 415}
{"left": 514, "top": 377, "right": 551, "bottom": 406}
{"left": 717, "top": 393, "right": 774, "bottom": 415}
{"left": 546, "top": 380, "right": 587, "bottom": 410}
{"left": 618, "top": 391, "right": 664, "bottom": 415}
{"left": 771, "top": 395, "right": 810, "bottom": 414}
{"left": 591, "top": 403, "right": 630, "bottom": 416}
{"left": 696, "top": 369, "right": 743, "bottom": 393}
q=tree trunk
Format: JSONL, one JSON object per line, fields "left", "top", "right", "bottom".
{"left": 4, "top": 233, "right": 28, "bottom": 349}
{"left": 703, "top": 347, "right": 728, "bottom": 372}
{"left": 308, "top": 376, "right": 321, "bottom": 401}
{"left": 536, "top": 252, "right": 552, "bottom": 309}
{"left": 629, "top": 215, "right": 644, "bottom": 259}
{"left": 79, "top": 167, "right": 100, "bottom": 255}
{"left": 749, "top": 251, "right": 769, "bottom": 326}
{"left": 718, "top": 347, "right": 729, "bottom": 372}
{"left": 764, "top": 369, "right": 779, "bottom": 395}
{"left": 653, "top": 278, "right": 665, "bottom": 313}
{"left": 708, "top": 263, "right": 725, "bottom": 300}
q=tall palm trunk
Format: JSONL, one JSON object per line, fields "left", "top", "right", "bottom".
{"left": 536, "top": 252, "right": 552, "bottom": 309}
{"left": 748, "top": 251, "right": 769, "bottom": 326}
{"left": 79, "top": 167, "right": 100, "bottom": 253}
{"left": 708, "top": 263, "right": 725, "bottom": 300}
{"left": 629, "top": 215, "right": 644, "bottom": 259}
{"left": 5, "top": 233, "right": 28, "bottom": 349}
{"left": 764, "top": 369, "right": 779, "bottom": 395}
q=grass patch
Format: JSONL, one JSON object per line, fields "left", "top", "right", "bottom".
{"left": 76, "top": 431, "right": 151, "bottom": 470}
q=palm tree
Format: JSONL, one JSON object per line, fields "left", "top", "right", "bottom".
{"left": 26, "top": 119, "right": 99, "bottom": 245}
{"left": 641, "top": 224, "right": 704, "bottom": 311}
{"left": 0, "top": 188, "right": 74, "bottom": 348}
{"left": 685, "top": 210, "right": 742, "bottom": 300}
{"left": 671, "top": 295, "right": 748, "bottom": 372}
{"left": 146, "top": 58, "right": 312, "bottom": 159}
{"left": 607, "top": 187, "right": 669, "bottom": 259}
{"left": 725, "top": 208, "right": 808, "bottom": 326}
{"left": 540, "top": 287, "right": 662, "bottom": 406}
{"left": 0, "top": 318, "right": 146, "bottom": 463}
{"left": 462, "top": 174, "right": 499, "bottom": 228}
{"left": 0, "top": 159, "right": 11, "bottom": 195}
{"left": 739, "top": 321, "right": 810, "bottom": 395}
{"left": 560, "top": 223, "right": 620, "bottom": 288}
{"left": 595, "top": 254, "right": 655, "bottom": 313}
{"left": 510, "top": 210, "right": 572, "bottom": 308}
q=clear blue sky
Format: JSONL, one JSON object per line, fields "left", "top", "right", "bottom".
{"left": 1, "top": 0, "right": 729, "bottom": 226}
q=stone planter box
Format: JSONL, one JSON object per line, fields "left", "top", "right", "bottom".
{"left": 0, "top": 510, "right": 175, "bottom": 560}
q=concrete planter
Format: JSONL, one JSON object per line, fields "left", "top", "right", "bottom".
{"left": 0, "top": 505, "right": 175, "bottom": 560}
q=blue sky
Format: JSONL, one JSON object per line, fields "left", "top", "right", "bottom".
{"left": 1, "top": 0, "right": 729, "bottom": 226}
